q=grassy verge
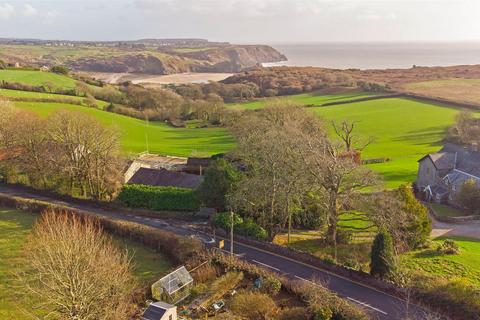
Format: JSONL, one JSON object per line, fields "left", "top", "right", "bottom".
{"left": 0, "top": 207, "right": 172, "bottom": 319}
{"left": 400, "top": 236, "right": 480, "bottom": 286}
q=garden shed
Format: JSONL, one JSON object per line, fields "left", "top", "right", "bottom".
{"left": 152, "top": 266, "right": 194, "bottom": 304}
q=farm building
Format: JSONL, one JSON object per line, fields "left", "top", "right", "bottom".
{"left": 417, "top": 143, "right": 480, "bottom": 203}
{"left": 151, "top": 266, "right": 194, "bottom": 304}
{"left": 124, "top": 153, "right": 188, "bottom": 183}
{"left": 127, "top": 167, "right": 203, "bottom": 189}
{"left": 142, "top": 301, "right": 177, "bottom": 320}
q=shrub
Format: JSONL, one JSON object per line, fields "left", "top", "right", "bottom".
{"left": 229, "top": 291, "right": 279, "bottom": 320}
{"left": 455, "top": 179, "right": 480, "bottom": 212}
{"left": 260, "top": 276, "right": 282, "bottom": 296}
{"left": 50, "top": 65, "right": 69, "bottom": 75}
{"left": 117, "top": 184, "right": 198, "bottom": 211}
{"left": 437, "top": 239, "right": 459, "bottom": 255}
{"left": 236, "top": 217, "right": 268, "bottom": 240}
{"left": 314, "top": 308, "right": 333, "bottom": 320}
{"left": 213, "top": 212, "right": 268, "bottom": 241}
{"left": 201, "top": 272, "right": 244, "bottom": 309}
{"left": 370, "top": 230, "right": 396, "bottom": 280}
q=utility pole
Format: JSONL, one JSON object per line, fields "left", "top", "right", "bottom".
{"left": 230, "top": 211, "right": 234, "bottom": 256}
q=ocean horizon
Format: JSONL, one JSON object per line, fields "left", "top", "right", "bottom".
{"left": 266, "top": 42, "right": 480, "bottom": 70}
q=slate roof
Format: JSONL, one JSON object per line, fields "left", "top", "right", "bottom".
{"left": 127, "top": 168, "right": 203, "bottom": 189}
{"left": 419, "top": 143, "right": 480, "bottom": 178}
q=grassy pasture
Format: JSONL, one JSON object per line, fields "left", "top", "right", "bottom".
{"left": 228, "top": 91, "right": 378, "bottom": 110}
{"left": 0, "top": 88, "right": 109, "bottom": 108}
{"left": 404, "top": 78, "right": 480, "bottom": 106}
{"left": 0, "top": 70, "right": 78, "bottom": 90}
{"left": 0, "top": 207, "right": 172, "bottom": 319}
{"left": 312, "top": 98, "right": 465, "bottom": 188}
{"left": 11, "top": 101, "right": 234, "bottom": 157}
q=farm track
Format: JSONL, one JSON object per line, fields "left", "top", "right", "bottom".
{"left": 0, "top": 184, "right": 436, "bottom": 320}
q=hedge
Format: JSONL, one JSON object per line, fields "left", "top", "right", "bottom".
{"left": 117, "top": 184, "right": 198, "bottom": 211}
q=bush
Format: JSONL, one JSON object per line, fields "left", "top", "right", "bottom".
{"left": 437, "top": 239, "right": 459, "bottom": 255}
{"left": 260, "top": 276, "right": 282, "bottom": 296}
{"left": 335, "top": 229, "right": 353, "bottom": 245}
{"left": 455, "top": 179, "right": 480, "bottom": 212}
{"left": 236, "top": 217, "right": 268, "bottom": 240}
{"left": 50, "top": 65, "right": 69, "bottom": 75}
{"left": 229, "top": 291, "right": 279, "bottom": 320}
{"left": 370, "top": 230, "right": 396, "bottom": 280}
{"left": 213, "top": 212, "right": 268, "bottom": 240}
{"left": 314, "top": 308, "right": 333, "bottom": 320}
{"left": 117, "top": 184, "right": 198, "bottom": 211}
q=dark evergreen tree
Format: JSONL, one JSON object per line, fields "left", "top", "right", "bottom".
{"left": 196, "top": 158, "right": 240, "bottom": 210}
{"left": 370, "top": 229, "right": 396, "bottom": 279}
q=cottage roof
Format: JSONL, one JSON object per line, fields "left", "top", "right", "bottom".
{"left": 127, "top": 168, "right": 203, "bottom": 189}
{"left": 419, "top": 143, "right": 480, "bottom": 178}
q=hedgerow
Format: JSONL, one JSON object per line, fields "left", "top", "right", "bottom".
{"left": 117, "top": 184, "right": 198, "bottom": 211}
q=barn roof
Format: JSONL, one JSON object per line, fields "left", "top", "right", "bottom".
{"left": 127, "top": 168, "right": 203, "bottom": 189}
{"left": 419, "top": 143, "right": 480, "bottom": 177}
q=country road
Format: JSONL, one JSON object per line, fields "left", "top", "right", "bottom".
{"left": 0, "top": 185, "right": 434, "bottom": 320}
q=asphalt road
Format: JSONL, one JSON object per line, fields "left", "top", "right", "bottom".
{"left": 0, "top": 185, "right": 434, "bottom": 320}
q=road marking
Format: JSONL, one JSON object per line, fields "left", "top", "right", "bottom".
{"left": 347, "top": 297, "right": 388, "bottom": 315}
{"left": 294, "top": 275, "right": 320, "bottom": 286}
{"left": 251, "top": 259, "right": 280, "bottom": 271}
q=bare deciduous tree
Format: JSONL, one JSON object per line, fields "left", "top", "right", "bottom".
{"left": 21, "top": 210, "right": 136, "bottom": 320}
{"left": 332, "top": 120, "right": 374, "bottom": 152}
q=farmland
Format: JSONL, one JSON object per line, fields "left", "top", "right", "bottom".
{"left": 404, "top": 78, "right": 480, "bottom": 106}
{"left": 0, "top": 69, "right": 78, "bottom": 90}
{"left": 228, "top": 90, "right": 378, "bottom": 110}
{"left": 12, "top": 101, "right": 234, "bottom": 157}
{"left": 0, "top": 207, "right": 172, "bottom": 320}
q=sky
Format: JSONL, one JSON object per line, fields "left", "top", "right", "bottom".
{"left": 1, "top": 0, "right": 480, "bottom": 44}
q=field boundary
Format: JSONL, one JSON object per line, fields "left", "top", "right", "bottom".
{"left": 425, "top": 202, "right": 480, "bottom": 223}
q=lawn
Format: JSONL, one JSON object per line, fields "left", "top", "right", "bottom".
{"left": 404, "top": 78, "right": 480, "bottom": 106}
{"left": 312, "top": 98, "right": 465, "bottom": 188}
{"left": 228, "top": 91, "right": 378, "bottom": 110}
{"left": 401, "top": 236, "right": 480, "bottom": 286}
{"left": 0, "top": 70, "right": 78, "bottom": 90}
{"left": 0, "top": 88, "right": 109, "bottom": 108}
{"left": 11, "top": 101, "right": 235, "bottom": 157}
{"left": 0, "top": 207, "right": 172, "bottom": 319}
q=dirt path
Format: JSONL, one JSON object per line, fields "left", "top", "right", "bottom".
{"left": 430, "top": 214, "right": 480, "bottom": 240}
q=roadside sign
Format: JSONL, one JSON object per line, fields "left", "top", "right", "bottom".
{"left": 219, "top": 240, "right": 224, "bottom": 249}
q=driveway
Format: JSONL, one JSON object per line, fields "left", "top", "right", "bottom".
{"left": 431, "top": 214, "right": 480, "bottom": 239}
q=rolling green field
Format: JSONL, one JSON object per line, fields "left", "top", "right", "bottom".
{"left": 228, "top": 91, "right": 377, "bottom": 110}
{"left": 401, "top": 236, "right": 480, "bottom": 286}
{"left": 0, "top": 70, "right": 78, "bottom": 90}
{"left": 12, "top": 101, "right": 234, "bottom": 157}
{"left": 0, "top": 207, "right": 172, "bottom": 320}
{"left": 312, "top": 98, "right": 464, "bottom": 188}
{"left": 0, "top": 88, "right": 109, "bottom": 108}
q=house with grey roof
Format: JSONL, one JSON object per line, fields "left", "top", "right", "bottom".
{"left": 417, "top": 143, "right": 480, "bottom": 203}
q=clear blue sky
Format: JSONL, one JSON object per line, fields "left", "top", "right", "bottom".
{"left": 1, "top": 0, "right": 479, "bottom": 43}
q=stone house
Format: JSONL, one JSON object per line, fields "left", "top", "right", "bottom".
{"left": 417, "top": 143, "right": 480, "bottom": 203}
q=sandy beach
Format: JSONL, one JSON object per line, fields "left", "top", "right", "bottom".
{"left": 84, "top": 72, "right": 233, "bottom": 85}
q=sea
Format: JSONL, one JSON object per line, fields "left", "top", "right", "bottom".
{"left": 265, "top": 42, "right": 480, "bottom": 70}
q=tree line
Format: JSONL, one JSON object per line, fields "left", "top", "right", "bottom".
{"left": 0, "top": 101, "right": 123, "bottom": 200}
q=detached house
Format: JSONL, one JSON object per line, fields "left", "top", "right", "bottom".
{"left": 417, "top": 143, "right": 480, "bottom": 203}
